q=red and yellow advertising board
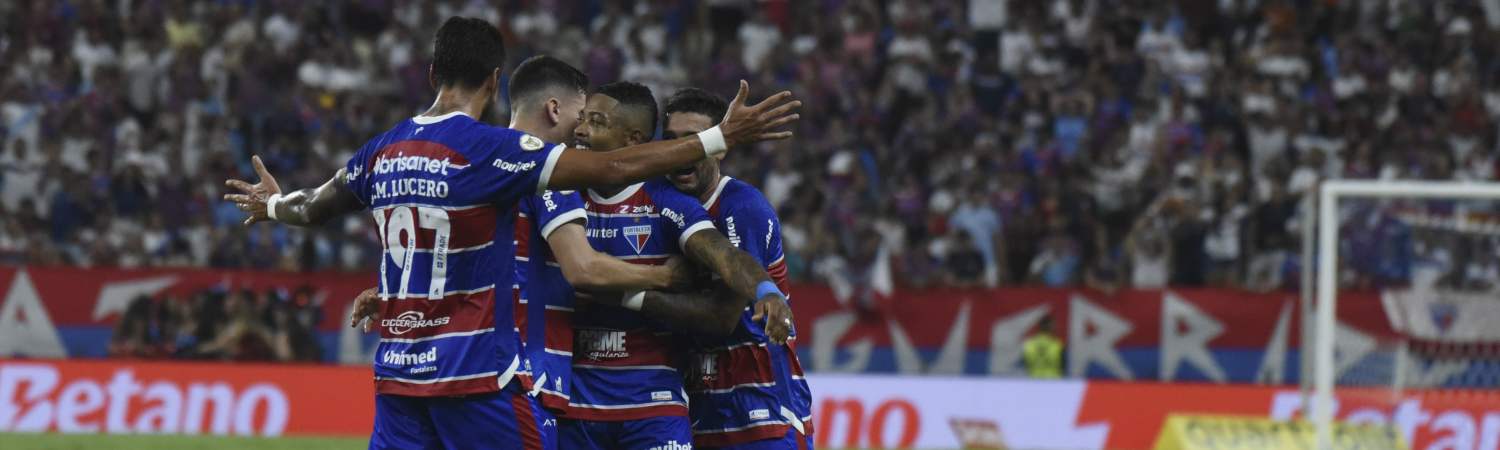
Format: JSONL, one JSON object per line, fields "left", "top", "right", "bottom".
{"left": 4, "top": 360, "right": 1496, "bottom": 449}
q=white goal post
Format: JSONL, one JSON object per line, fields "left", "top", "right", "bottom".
{"left": 1309, "top": 180, "right": 1500, "bottom": 450}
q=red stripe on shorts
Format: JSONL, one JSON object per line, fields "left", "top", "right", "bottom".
{"left": 510, "top": 393, "right": 544, "bottom": 450}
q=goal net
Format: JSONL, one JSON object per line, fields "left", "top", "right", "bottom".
{"left": 1307, "top": 181, "right": 1500, "bottom": 449}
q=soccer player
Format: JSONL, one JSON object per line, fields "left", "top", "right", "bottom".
{"left": 633, "top": 88, "right": 815, "bottom": 449}
{"left": 562, "top": 81, "right": 795, "bottom": 450}
{"left": 501, "top": 56, "right": 694, "bottom": 447}
{"left": 222, "top": 17, "right": 800, "bottom": 450}
{"left": 343, "top": 55, "right": 696, "bottom": 450}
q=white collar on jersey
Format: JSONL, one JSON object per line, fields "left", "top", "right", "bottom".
{"left": 411, "top": 110, "right": 472, "bottom": 125}
{"left": 588, "top": 182, "right": 644, "bottom": 204}
{"left": 702, "top": 176, "right": 733, "bottom": 208}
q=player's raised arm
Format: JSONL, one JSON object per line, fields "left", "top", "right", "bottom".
{"left": 547, "top": 222, "right": 693, "bottom": 291}
{"left": 680, "top": 230, "right": 794, "bottom": 343}
{"left": 543, "top": 80, "right": 800, "bottom": 191}
{"left": 223, "top": 155, "right": 364, "bottom": 227}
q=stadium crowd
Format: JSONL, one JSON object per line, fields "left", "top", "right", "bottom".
{"left": 108, "top": 286, "right": 325, "bottom": 362}
{"left": 4, "top": 0, "right": 1500, "bottom": 296}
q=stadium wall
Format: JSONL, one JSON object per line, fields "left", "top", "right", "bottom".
{"left": 0, "top": 360, "right": 1494, "bottom": 449}
{"left": 0, "top": 266, "right": 1396, "bottom": 383}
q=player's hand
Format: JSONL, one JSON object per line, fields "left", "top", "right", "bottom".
{"left": 223, "top": 155, "right": 283, "bottom": 226}
{"left": 718, "top": 80, "right": 801, "bottom": 148}
{"left": 349, "top": 287, "right": 380, "bottom": 332}
{"left": 661, "top": 256, "right": 697, "bottom": 290}
{"left": 751, "top": 295, "right": 793, "bottom": 344}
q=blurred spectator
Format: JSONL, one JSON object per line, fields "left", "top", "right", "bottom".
{"left": 107, "top": 285, "right": 324, "bottom": 363}
{"left": 945, "top": 231, "right": 986, "bottom": 286}
{"left": 1, "top": 0, "right": 1496, "bottom": 293}
{"left": 1023, "top": 314, "right": 1063, "bottom": 379}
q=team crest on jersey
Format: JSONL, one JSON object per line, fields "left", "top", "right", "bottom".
{"left": 622, "top": 225, "right": 652, "bottom": 254}
{"left": 520, "top": 134, "right": 544, "bottom": 151}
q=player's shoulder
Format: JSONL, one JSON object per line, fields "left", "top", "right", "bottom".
{"left": 539, "top": 189, "right": 584, "bottom": 207}
{"left": 447, "top": 122, "right": 556, "bottom": 154}
{"left": 715, "top": 177, "right": 777, "bottom": 218}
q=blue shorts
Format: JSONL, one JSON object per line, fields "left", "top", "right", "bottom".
{"left": 370, "top": 386, "right": 546, "bottom": 450}
{"left": 560, "top": 416, "right": 693, "bottom": 450}
{"left": 534, "top": 399, "right": 559, "bottom": 450}
{"left": 700, "top": 426, "right": 815, "bottom": 450}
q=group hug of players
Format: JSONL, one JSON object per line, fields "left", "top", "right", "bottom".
{"left": 224, "top": 17, "right": 812, "bottom": 450}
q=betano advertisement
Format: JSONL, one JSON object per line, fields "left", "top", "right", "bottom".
{"left": 0, "top": 360, "right": 1495, "bottom": 450}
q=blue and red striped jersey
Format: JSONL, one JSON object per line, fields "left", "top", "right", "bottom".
{"left": 343, "top": 111, "right": 566, "bottom": 397}
{"left": 687, "top": 176, "right": 815, "bottom": 446}
{"left": 569, "top": 180, "right": 716, "bottom": 421}
{"left": 513, "top": 189, "right": 587, "bottom": 413}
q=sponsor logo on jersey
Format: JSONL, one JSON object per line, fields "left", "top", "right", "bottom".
{"left": 749, "top": 409, "right": 771, "bottom": 420}
{"left": 647, "top": 440, "right": 692, "bottom": 450}
{"left": 381, "top": 311, "right": 451, "bottom": 335}
{"left": 767, "top": 219, "right": 775, "bottom": 248}
{"left": 373, "top": 153, "right": 463, "bottom": 175}
{"left": 623, "top": 225, "right": 652, "bottom": 254}
{"left": 542, "top": 190, "right": 559, "bottom": 212}
{"left": 381, "top": 347, "right": 438, "bottom": 366}
{"left": 492, "top": 159, "right": 539, "bottom": 173}
{"left": 724, "top": 216, "right": 740, "bottom": 247}
{"left": 586, "top": 228, "right": 617, "bottom": 238}
{"left": 616, "top": 204, "right": 654, "bottom": 214}
{"left": 661, "top": 208, "right": 687, "bottom": 228}
{"left": 651, "top": 391, "right": 673, "bottom": 401}
{"left": 520, "top": 134, "right": 545, "bottom": 151}
{"left": 577, "top": 329, "right": 628, "bottom": 359}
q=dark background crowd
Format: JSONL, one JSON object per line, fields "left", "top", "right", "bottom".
{"left": 108, "top": 285, "right": 324, "bottom": 362}
{"left": 4, "top": 0, "right": 1500, "bottom": 298}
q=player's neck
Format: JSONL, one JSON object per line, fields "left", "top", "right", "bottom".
{"left": 592, "top": 185, "right": 627, "bottom": 199}
{"left": 508, "top": 116, "right": 558, "bottom": 143}
{"left": 696, "top": 174, "right": 725, "bottom": 204}
{"left": 422, "top": 87, "right": 487, "bottom": 120}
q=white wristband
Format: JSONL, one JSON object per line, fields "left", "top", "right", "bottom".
{"left": 266, "top": 193, "right": 284, "bottom": 221}
{"left": 697, "top": 126, "right": 727, "bottom": 158}
{"left": 622, "top": 291, "right": 645, "bottom": 311}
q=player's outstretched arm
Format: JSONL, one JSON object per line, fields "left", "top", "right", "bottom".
{"left": 682, "top": 231, "right": 793, "bottom": 343}
{"left": 224, "top": 155, "right": 364, "bottom": 226}
{"left": 548, "top": 223, "right": 693, "bottom": 291}
{"left": 545, "top": 80, "right": 800, "bottom": 191}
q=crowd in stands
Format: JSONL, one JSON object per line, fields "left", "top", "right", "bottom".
{"left": 5, "top": 0, "right": 1500, "bottom": 296}
{"left": 109, "top": 285, "right": 325, "bottom": 362}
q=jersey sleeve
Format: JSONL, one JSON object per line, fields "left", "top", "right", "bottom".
{"left": 651, "top": 184, "right": 716, "bottom": 249}
{"left": 724, "top": 189, "right": 786, "bottom": 269}
{"left": 476, "top": 129, "right": 569, "bottom": 202}
{"left": 535, "top": 190, "right": 587, "bottom": 240}
{"left": 341, "top": 140, "right": 379, "bottom": 207}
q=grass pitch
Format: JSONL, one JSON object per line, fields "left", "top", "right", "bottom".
{"left": 0, "top": 433, "right": 368, "bottom": 450}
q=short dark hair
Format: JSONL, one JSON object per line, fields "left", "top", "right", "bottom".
{"left": 594, "top": 81, "right": 658, "bottom": 135}
{"left": 431, "top": 17, "right": 506, "bottom": 90}
{"left": 508, "top": 55, "right": 589, "bottom": 112}
{"left": 664, "top": 88, "right": 728, "bottom": 122}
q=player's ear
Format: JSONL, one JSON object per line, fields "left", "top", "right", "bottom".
{"left": 427, "top": 64, "right": 436, "bottom": 90}
{"left": 485, "top": 68, "right": 501, "bottom": 95}
{"left": 546, "top": 98, "right": 562, "bottom": 126}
